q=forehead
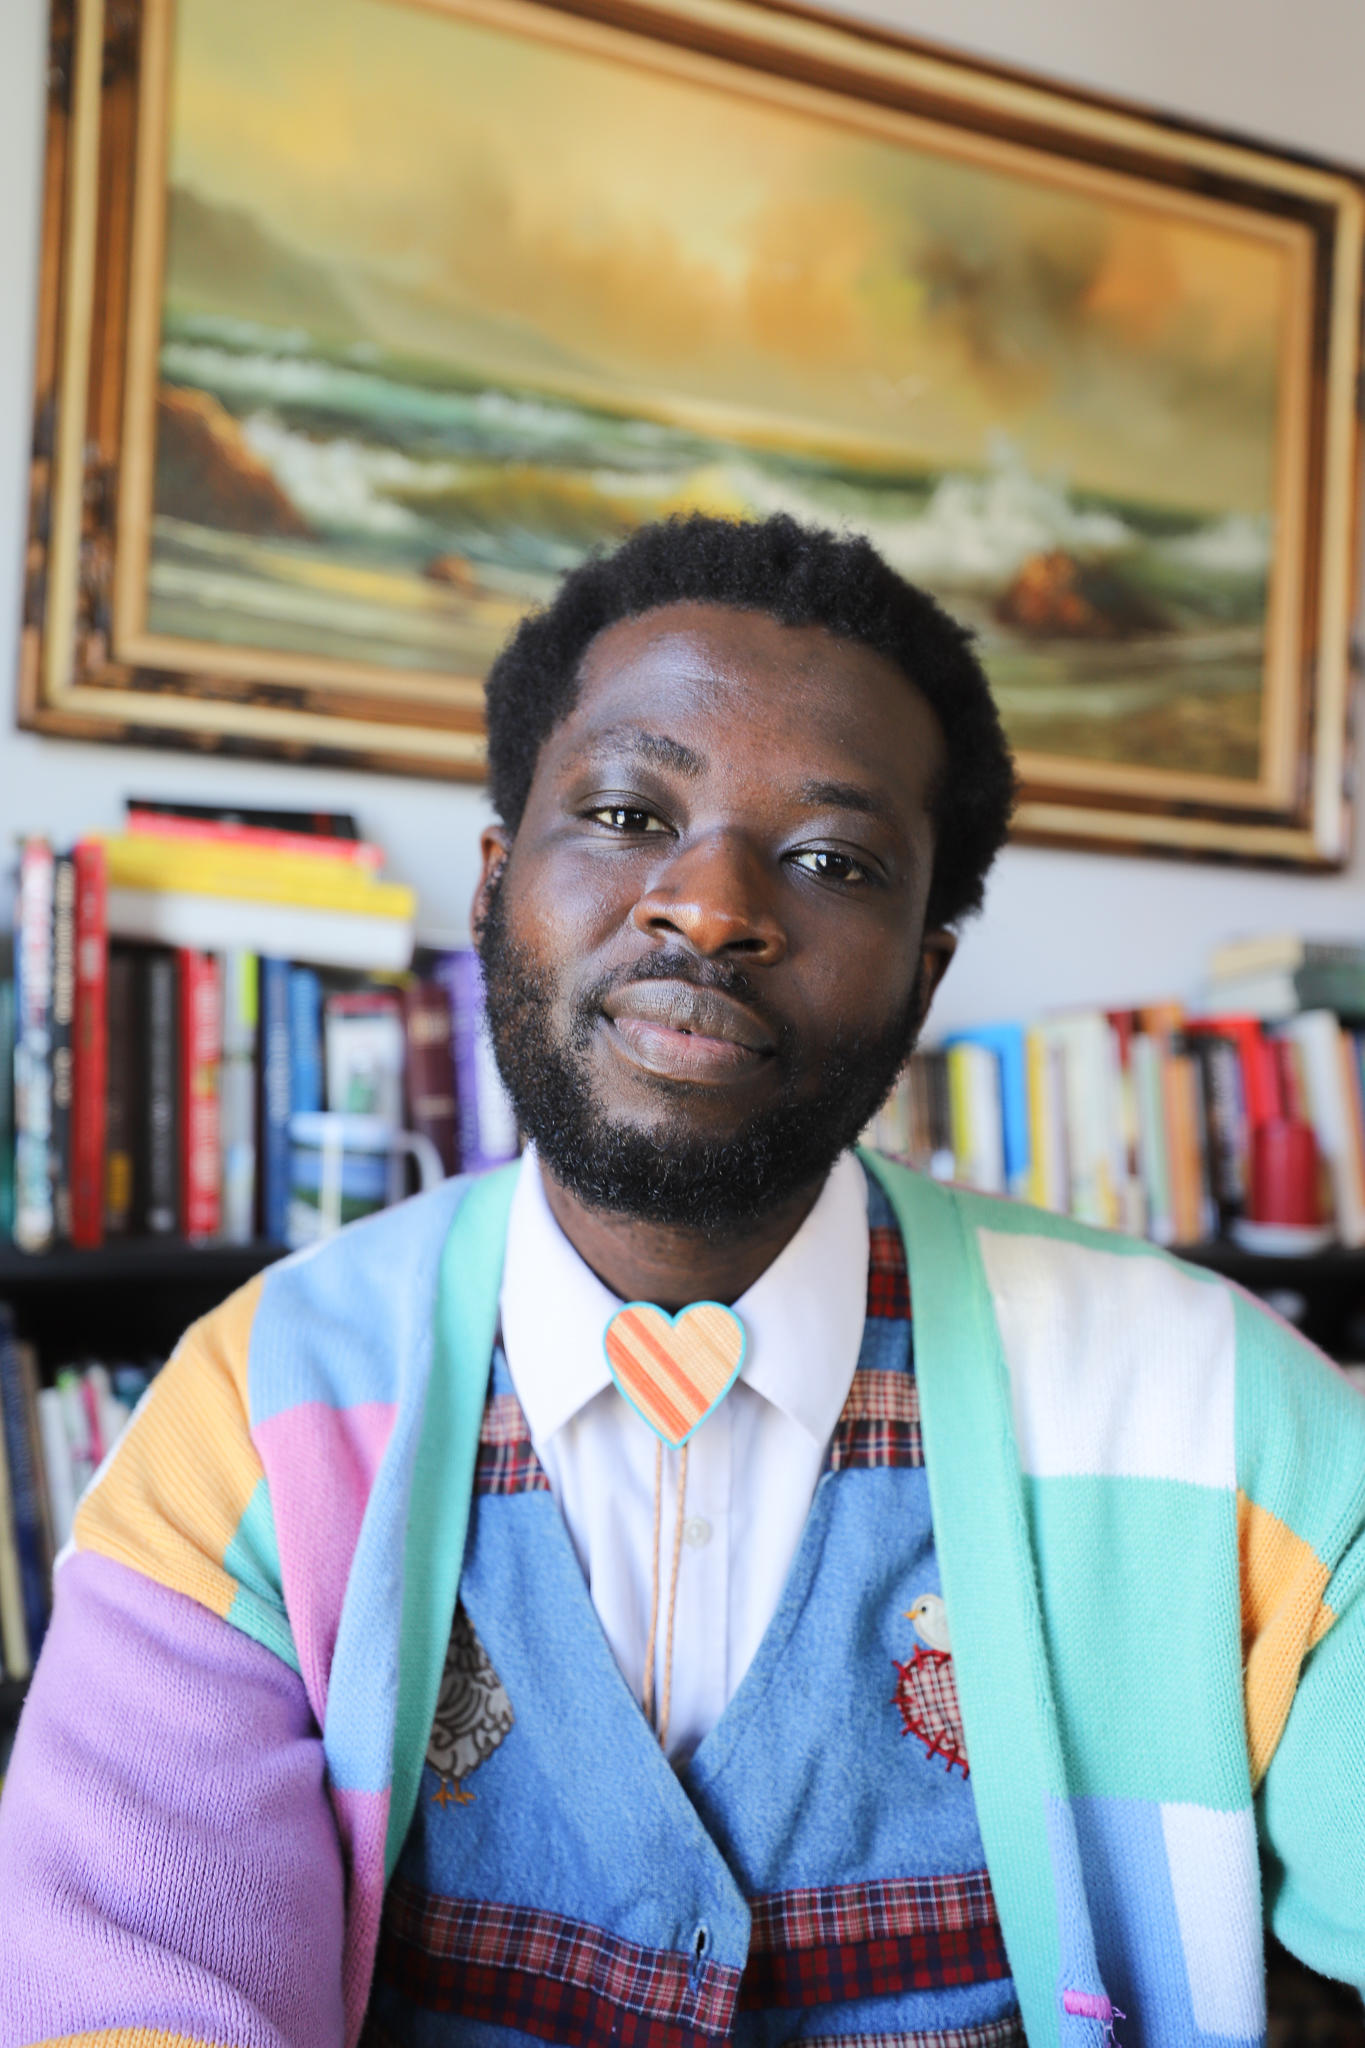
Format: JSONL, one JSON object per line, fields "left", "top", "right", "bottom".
{"left": 560, "top": 601, "right": 946, "bottom": 802}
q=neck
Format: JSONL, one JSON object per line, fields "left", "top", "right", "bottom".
{"left": 539, "top": 1167, "right": 826, "bottom": 1309}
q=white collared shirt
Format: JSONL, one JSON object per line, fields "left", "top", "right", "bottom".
{"left": 498, "top": 1147, "right": 870, "bottom": 1762}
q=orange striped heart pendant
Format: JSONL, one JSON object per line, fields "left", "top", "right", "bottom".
{"left": 603, "top": 1301, "right": 747, "bottom": 1448}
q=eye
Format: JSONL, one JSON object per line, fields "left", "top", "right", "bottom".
{"left": 585, "top": 803, "right": 670, "bottom": 834}
{"left": 790, "top": 848, "right": 873, "bottom": 886}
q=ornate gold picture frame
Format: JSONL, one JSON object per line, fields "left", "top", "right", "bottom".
{"left": 21, "top": 0, "right": 1365, "bottom": 861}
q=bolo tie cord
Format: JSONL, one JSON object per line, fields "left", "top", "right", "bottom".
{"left": 641, "top": 1437, "right": 689, "bottom": 1754}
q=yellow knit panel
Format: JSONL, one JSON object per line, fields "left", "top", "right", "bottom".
{"left": 73, "top": 1275, "right": 266, "bottom": 1620}
{"left": 36, "top": 2034, "right": 226, "bottom": 2047}
{"left": 1238, "top": 1487, "right": 1335, "bottom": 1788}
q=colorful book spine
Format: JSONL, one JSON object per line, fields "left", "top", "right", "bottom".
{"left": 138, "top": 949, "right": 180, "bottom": 1236}
{"left": 219, "top": 952, "right": 258, "bottom": 1246}
{"left": 434, "top": 949, "right": 519, "bottom": 1173}
{"left": 287, "top": 967, "right": 324, "bottom": 1117}
{"left": 13, "top": 839, "right": 55, "bottom": 1253}
{"left": 70, "top": 840, "right": 109, "bottom": 1248}
{"left": 48, "top": 852, "right": 76, "bottom": 1244}
{"left": 103, "top": 945, "right": 135, "bottom": 1236}
{"left": 258, "top": 957, "right": 292, "bottom": 1244}
{"left": 179, "top": 950, "right": 223, "bottom": 1241}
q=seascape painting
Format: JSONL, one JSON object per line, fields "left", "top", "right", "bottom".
{"left": 146, "top": 0, "right": 1294, "bottom": 792}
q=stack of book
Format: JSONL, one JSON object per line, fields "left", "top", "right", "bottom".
{"left": 867, "top": 940, "right": 1365, "bottom": 1250}
{"left": 0, "top": 1302, "right": 154, "bottom": 1683}
{"left": 1, "top": 801, "right": 518, "bottom": 1254}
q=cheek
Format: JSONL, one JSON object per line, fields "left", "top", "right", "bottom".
{"left": 504, "top": 848, "right": 632, "bottom": 968}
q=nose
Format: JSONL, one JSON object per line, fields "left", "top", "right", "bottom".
{"left": 631, "top": 830, "right": 787, "bottom": 963}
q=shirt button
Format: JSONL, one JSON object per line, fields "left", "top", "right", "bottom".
{"left": 682, "top": 1516, "right": 712, "bottom": 1549}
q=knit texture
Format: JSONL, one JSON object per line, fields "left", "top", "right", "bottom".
{"left": 1, "top": 1154, "right": 1363, "bottom": 2048}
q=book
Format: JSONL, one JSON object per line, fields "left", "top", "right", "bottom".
{"left": 126, "top": 807, "right": 382, "bottom": 871}
{"left": 1186, "top": 1030, "right": 1249, "bottom": 1231}
{"left": 1025, "top": 1027, "right": 1070, "bottom": 1216}
{"left": 1163, "top": 1048, "right": 1215, "bottom": 1246}
{"left": 1203, "top": 962, "right": 1365, "bottom": 1020}
{"left": 402, "top": 979, "right": 459, "bottom": 1177}
{"left": 1131, "top": 1034, "right": 1174, "bottom": 1246}
{"left": 71, "top": 839, "right": 109, "bottom": 1248}
{"left": 432, "top": 950, "right": 519, "bottom": 1173}
{"left": 945, "top": 1022, "right": 1029, "bottom": 1197}
{"left": 219, "top": 952, "right": 257, "bottom": 1245}
{"left": 946, "top": 1040, "right": 1005, "bottom": 1194}
{"left": 287, "top": 967, "right": 324, "bottom": 1118}
{"left": 0, "top": 1306, "right": 51, "bottom": 1661}
{"left": 1035, "top": 1012, "right": 1124, "bottom": 1230}
{"left": 1280, "top": 1011, "right": 1365, "bottom": 1246}
{"left": 14, "top": 1338, "right": 54, "bottom": 1575}
{"left": 0, "top": 947, "right": 14, "bottom": 1242}
{"left": 13, "top": 838, "right": 55, "bottom": 1253}
{"left": 1209, "top": 933, "right": 1365, "bottom": 982}
{"left": 103, "top": 946, "right": 136, "bottom": 1236}
{"left": 258, "top": 958, "right": 292, "bottom": 1244}
{"left": 136, "top": 949, "right": 180, "bottom": 1236}
{"left": 126, "top": 798, "right": 361, "bottom": 840}
{"left": 36, "top": 1386, "right": 78, "bottom": 1553}
{"left": 106, "top": 887, "right": 414, "bottom": 973}
{"left": 0, "top": 1384, "right": 29, "bottom": 1680}
{"left": 98, "top": 835, "right": 414, "bottom": 917}
{"left": 49, "top": 851, "right": 76, "bottom": 1243}
{"left": 325, "top": 989, "right": 406, "bottom": 1202}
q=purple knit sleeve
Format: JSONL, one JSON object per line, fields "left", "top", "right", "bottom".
{"left": 0, "top": 1548, "right": 347, "bottom": 2048}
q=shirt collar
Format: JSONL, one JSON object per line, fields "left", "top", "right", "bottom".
{"left": 499, "top": 1146, "right": 869, "bottom": 1451}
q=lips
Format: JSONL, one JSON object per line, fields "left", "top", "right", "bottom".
{"left": 601, "top": 978, "right": 776, "bottom": 1082}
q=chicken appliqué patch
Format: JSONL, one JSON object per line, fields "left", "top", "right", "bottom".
{"left": 427, "top": 1602, "right": 515, "bottom": 1807}
{"left": 892, "top": 1592, "right": 969, "bottom": 1778}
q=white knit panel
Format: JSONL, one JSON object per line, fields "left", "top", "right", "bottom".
{"left": 1161, "top": 1801, "right": 1265, "bottom": 2040}
{"left": 975, "top": 1228, "right": 1236, "bottom": 1486}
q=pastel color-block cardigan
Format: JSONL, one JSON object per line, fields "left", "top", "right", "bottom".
{"left": 2, "top": 1153, "right": 1365, "bottom": 2048}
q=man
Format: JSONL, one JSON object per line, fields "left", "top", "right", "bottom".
{"left": 2, "top": 514, "right": 1363, "bottom": 2048}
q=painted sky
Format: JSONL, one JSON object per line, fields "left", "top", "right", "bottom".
{"left": 167, "top": 0, "right": 1292, "bottom": 511}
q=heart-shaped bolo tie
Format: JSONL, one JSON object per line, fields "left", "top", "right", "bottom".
{"left": 603, "top": 1301, "right": 746, "bottom": 1751}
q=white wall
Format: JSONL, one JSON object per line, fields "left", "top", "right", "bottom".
{"left": 3, "top": 0, "right": 1364, "bottom": 1030}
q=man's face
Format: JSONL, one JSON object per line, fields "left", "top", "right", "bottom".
{"left": 475, "top": 601, "right": 953, "bottom": 1231}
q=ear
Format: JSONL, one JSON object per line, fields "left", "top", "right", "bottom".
{"left": 916, "top": 927, "right": 956, "bottom": 1019}
{"left": 471, "top": 825, "right": 512, "bottom": 941}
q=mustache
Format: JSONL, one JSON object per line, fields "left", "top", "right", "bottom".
{"left": 575, "top": 950, "right": 792, "bottom": 1054}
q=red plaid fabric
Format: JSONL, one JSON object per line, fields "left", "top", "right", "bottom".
{"left": 894, "top": 1647, "right": 968, "bottom": 1774}
{"left": 751, "top": 1869, "right": 998, "bottom": 1951}
{"left": 827, "top": 1369, "right": 923, "bottom": 1471}
{"left": 806, "top": 2019, "right": 1025, "bottom": 2048}
{"left": 866, "top": 1222, "right": 911, "bottom": 1321}
{"left": 376, "top": 1881, "right": 740, "bottom": 2045}
{"left": 475, "top": 1391, "right": 551, "bottom": 1496}
{"left": 739, "top": 1870, "right": 1009, "bottom": 2010}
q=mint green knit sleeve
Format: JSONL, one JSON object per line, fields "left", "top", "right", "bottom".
{"left": 1258, "top": 1528, "right": 1365, "bottom": 1989}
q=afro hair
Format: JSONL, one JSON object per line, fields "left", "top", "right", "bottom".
{"left": 484, "top": 512, "right": 1016, "bottom": 929}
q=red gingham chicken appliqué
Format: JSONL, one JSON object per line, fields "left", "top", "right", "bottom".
{"left": 892, "top": 1592, "right": 969, "bottom": 1778}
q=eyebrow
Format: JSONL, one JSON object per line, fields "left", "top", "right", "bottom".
{"left": 587, "top": 726, "right": 706, "bottom": 777}
{"left": 795, "top": 777, "right": 896, "bottom": 826}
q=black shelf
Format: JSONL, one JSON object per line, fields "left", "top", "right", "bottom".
{"left": 0, "top": 1239, "right": 286, "bottom": 1291}
{"left": 0, "top": 1239, "right": 287, "bottom": 1362}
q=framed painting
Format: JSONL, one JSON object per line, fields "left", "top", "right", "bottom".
{"left": 21, "top": 0, "right": 1365, "bottom": 861}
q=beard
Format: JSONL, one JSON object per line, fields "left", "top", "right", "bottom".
{"left": 476, "top": 870, "right": 926, "bottom": 1236}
